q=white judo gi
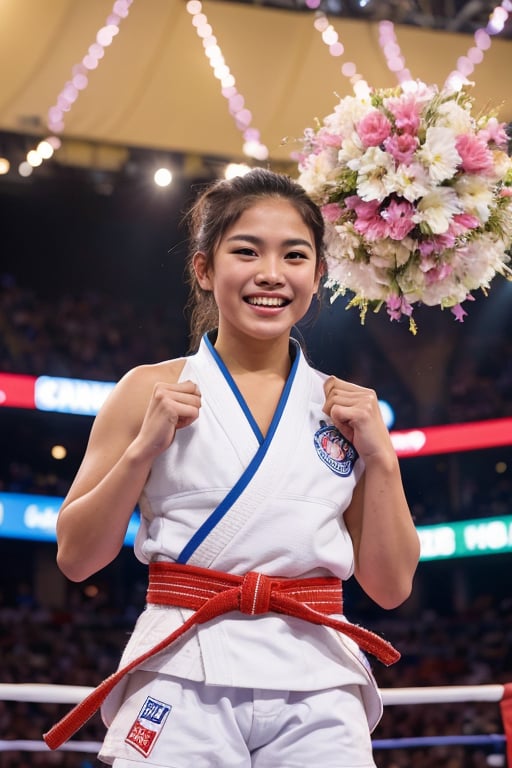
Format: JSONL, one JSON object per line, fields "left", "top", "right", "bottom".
{"left": 98, "top": 333, "right": 387, "bottom": 766}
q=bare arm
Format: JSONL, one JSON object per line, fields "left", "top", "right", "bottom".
{"left": 56, "top": 361, "right": 201, "bottom": 582}
{"left": 323, "top": 376, "right": 420, "bottom": 609}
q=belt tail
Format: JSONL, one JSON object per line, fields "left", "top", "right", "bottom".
{"left": 43, "top": 589, "right": 239, "bottom": 749}
{"left": 272, "top": 594, "right": 401, "bottom": 666}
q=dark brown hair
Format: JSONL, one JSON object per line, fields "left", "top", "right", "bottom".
{"left": 185, "top": 168, "right": 326, "bottom": 351}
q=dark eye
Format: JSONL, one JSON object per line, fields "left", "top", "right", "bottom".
{"left": 285, "top": 251, "right": 308, "bottom": 260}
{"left": 234, "top": 247, "right": 257, "bottom": 257}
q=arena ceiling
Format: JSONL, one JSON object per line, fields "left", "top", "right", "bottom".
{"left": 0, "top": 0, "right": 511, "bottom": 170}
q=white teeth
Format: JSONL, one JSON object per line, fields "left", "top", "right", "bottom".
{"left": 247, "top": 296, "right": 286, "bottom": 307}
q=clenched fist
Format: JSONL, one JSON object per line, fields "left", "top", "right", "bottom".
{"left": 323, "top": 376, "right": 393, "bottom": 462}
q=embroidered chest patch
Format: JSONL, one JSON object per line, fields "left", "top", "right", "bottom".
{"left": 125, "top": 696, "right": 172, "bottom": 757}
{"left": 314, "top": 421, "right": 358, "bottom": 477}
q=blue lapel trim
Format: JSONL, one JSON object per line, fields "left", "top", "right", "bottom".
{"left": 204, "top": 333, "right": 264, "bottom": 444}
{"left": 176, "top": 336, "right": 301, "bottom": 564}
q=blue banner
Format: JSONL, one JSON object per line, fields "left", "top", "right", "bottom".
{"left": 1, "top": 491, "right": 511, "bottom": 561}
{"left": 0, "top": 492, "right": 139, "bottom": 545}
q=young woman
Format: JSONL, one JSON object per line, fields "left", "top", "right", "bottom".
{"left": 47, "top": 169, "right": 420, "bottom": 767}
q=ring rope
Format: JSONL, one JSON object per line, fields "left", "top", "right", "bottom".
{"left": 0, "top": 682, "right": 506, "bottom": 705}
{"left": 1, "top": 682, "right": 511, "bottom": 762}
{"left": 373, "top": 734, "right": 507, "bottom": 749}
{"left": 0, "top": 740, "right": 100, "bottom": 754}
{"left": 0, "top": 734, "right": 507, "bottom": 754}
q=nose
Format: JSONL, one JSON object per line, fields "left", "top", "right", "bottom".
{"left": 255, "top": 254, "right": 284, "bottom": 286}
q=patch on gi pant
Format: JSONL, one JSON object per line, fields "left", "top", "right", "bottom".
{"left": 125, "top": 696, "right": 172, "bottom": 757}
{"left": 314, "top": 420, "right": 358, "bottom": 477}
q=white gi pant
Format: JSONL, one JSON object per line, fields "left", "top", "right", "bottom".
{"left": 99, "top": 671, "right": 376, "bottom": 768}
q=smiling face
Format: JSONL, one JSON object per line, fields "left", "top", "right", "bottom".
{"left": 193, "top": 198, "right": 322, "bottom": 347}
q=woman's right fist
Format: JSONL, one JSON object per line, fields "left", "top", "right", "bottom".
{"left": 135, "top": 380, "right": 201, "bottom": 459}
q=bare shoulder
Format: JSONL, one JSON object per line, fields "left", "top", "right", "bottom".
{"left": 120, "top": 357, "right": 188, "bottom": 389}
{"left": 96, "top": 357, "right": 188, "bottom": 434}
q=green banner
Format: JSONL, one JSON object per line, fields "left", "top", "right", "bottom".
{"left": 419, "top": 515, "right": 512, "bottom": 561}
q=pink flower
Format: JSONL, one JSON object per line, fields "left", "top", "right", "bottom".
{"left": 381, "top": 199, "right": 416, "bottom": 239}
{"left": 317, "top": 130, "right": 342, "bottom": 149}
{"left": 358, "top": 216, "right": 390, "bottom": 241}
{"left": 451, "top": 303, "right": 467, "bottom": 322}
{"left": 450, "top": 213, "right": 481, "bottom": 235}
{"left": 321, "top": 203, "right": 343, "bottom": 223}
{"left": 455, "top": 134, "right": 494, "bottom": 173}
{"left": 418, "top": 232, "right": 456, "bottom": 258}
{"left": 356, "top": 110, "right": 392, "bottom": 147}
{"left": 478, "top": 118, "right": 510, "bottom": 149}
{"left": 386, "top": 294, "right": 413, "bottom": 321}
{"left": 344, "top": 195, "right": 379, "bottom": 219}
{"left": 345, "top": 196, "right": 389, "bottom": 240}
{"left": 418, "top": 240, "right": 435, "bottom": 257}
{"left": 424, "top": 263, "right": 453, "bottom": 285}
{"left": 383, "top": 133, "right": 418, "bottom": 165}
{"left": 386, "top": 97, "right": 421, "bottom": 135}
{"left": 500, "top": 187, "right": 512, "bottom": 198}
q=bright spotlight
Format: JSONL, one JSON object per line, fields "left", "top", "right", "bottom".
{"left": 51, "top": 444, "right": 67, "bottom": 460}
{"left": 0, "top": 157, "right": 10, "bottom": 175}
{"left": 154, "top": 167, "right": 173, "bottom": 187}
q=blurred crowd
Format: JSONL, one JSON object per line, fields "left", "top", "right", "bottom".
{"left": 1, "top": 275, "right": 511, "bottom": 767}
{"left": 1, "top": 274, "right": 511, "bottom": 422}
{"left": 0, "top": 274, "right": 188, "bottom": 383}
{"left": 1, "top": 274, "right": 510, "bottom": 524}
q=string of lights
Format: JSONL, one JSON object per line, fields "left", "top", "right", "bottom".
{"left": 313, "top": 0, "right": 511, "bottom": 94}
{"left": 14, "top": 0, "right": 134, "bottom": 180}
{"left": 185, "top": 0, "right": 269, "bottom": 162}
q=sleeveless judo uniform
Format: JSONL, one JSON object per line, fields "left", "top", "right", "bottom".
{"left": 99, "top": 333, "right": 384, "bottom": 758}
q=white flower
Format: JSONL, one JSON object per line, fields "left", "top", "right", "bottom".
{"left": 453, "top": 237, "right": 506, "bottom": 289}
{"left": 338, "top": 133, "right": 365, "bottom": 170}
{"left": 298, "top": 150, "right": 337, "bottom": 197}
{"left": 418, "top": 126, "right": 461, "bottom": 183}
{"left": 490, "top": 150, "right": 512, "bottom": 183}
{"left": 434, "top": 100, "right": 473, "bottom": 134}
{"left": 373, "top": 237, "right": 416, "bottom": 267}
{"left": 325, "top": 95, "right": 371, "bottom": 137}
{"left": 332, "top": 258, "right": 390, "bottom": 301}
{"left": 454, "top": 174, "right": 495, "bottom": 224}
{"left": 324, "top": 222, "right": 360, "bottom": 263}
{"left": 356, "top": 147, "right": 394, "bottom": 202}
{"left": 386, "top": 163, "right": 431, "bottom": 203}
{"left": 422, "top": 276, "right": 468, "bottom": 307}
{"left": 396, "top": 262, "right": 427, "bottom": 303}
{"left": 414, "top": 187, "right": 462, "bottom": 234}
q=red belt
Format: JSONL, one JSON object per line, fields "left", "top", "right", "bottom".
{"left": 44, "top": 562, "right": 399, "bottom": 749}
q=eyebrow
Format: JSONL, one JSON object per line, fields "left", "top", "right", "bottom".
{"left": 226, "top": 234, "right": 314, "bottom": 250}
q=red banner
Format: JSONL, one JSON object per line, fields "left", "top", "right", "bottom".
{"left": 0, "top": 373, "right": 36, "bottom": 409}
{"left": 391, "top": 419, "right": 512, "bottom": 457}
{"left": 1, "top": 372, "right": 511, "bottom": 457}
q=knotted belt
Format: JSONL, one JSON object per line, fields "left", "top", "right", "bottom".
{"left": 44, "top": 562, "right": 400, "bottom": 750}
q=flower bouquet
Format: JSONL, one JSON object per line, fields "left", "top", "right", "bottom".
{"left": 297, "top": 80, "right": 512, "bottom": 332}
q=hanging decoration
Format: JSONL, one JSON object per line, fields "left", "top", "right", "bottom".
{"left": 185, "top": 0, "right": 269, "bottom": 161}
{"left": 299, "top": 4, "right": 512, "bottom": 332}
{"left": 46, "top": 0, "right": 134, "bottom": 135}
{"left": 21, "top": 0, "right": 134, "bottom": 176}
